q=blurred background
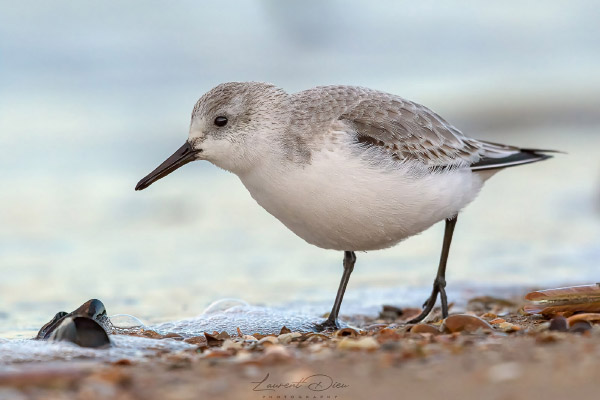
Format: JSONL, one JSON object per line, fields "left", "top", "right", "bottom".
{"left": 1, "top": 1, "right": 599, "bottom": 337}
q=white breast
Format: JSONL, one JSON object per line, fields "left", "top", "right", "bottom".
{"left": 238, "top": 143, "right": 486, "bottom": 251}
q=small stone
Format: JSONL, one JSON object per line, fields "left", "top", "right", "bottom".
{"left": 481, "top": 312, "right": 498, "bottom": 319}
{"left": 334, "top": 327, "right": 358, "bottom": 338}
{"left": 215, "top": 331, "right": 231, "bottom": 340}
{"left": 441, "top": 314, "right": 493, "bottom": 333}
{"left": 221, "top": 339, "right": 242, "bottom": 351}
{"left": 569, "top": 321, "right": 592, "bottom": 334}
{"left": 304, "top": 333, "right": 330, "bottom": 342}
{"left": 277, "top": 332, "right": 301, "bottom": 344}
{"left": 496, "top": 322, "right": 521, "bottom": 332}
{"left": 258, "top": 336, "right": 279, "bottom": 345}
{"left": 184, "top": 336, "right": 208, "bottom": 346}
{"left": 204, "top": 332, "right": 224, "bottom": 347}
{"left": 49, "top": 317, "right": 111, "bottom": 348}
{"left": 379, "top": 305, "right": 403, "bottom": 319}
{"left": 363, "top": 323, "right": 389, "bottom": 332}
{"left": 337, "top": 336, "right": 380, "bottom": 351}
{"left": 410, "top": 324, "right": 440, "bottom": 335}
{"left": 549, "top": 316, "right": 568, "bottom": 332}
{"left": 567, "top": 313, "right": 600, "bottom": 326}
{"left": 279, "top": 326, "right": 292, "bottom": 334}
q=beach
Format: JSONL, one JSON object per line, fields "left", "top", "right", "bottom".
{"left": 2, "top": 290, "right": 600, "bottom": 400}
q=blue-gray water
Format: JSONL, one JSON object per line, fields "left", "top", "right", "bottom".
{"left": 1, "top": 1, "right": 599, "bottom": 340}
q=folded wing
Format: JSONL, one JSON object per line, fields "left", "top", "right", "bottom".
{"left": 299, "top": 86, "right": 556, "bottom": 171}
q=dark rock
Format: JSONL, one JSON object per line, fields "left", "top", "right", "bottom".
{"left": 379, "top": 305, "right": 403, "bottom": 320}
{"left": 49, "top": 316, "right": 111, "bottom": 348}
{"left": 36, "top": 299, "right": 111, "bottom": 348}
{"left": 569, "top": 320, "right": 592, "bottom": 334}
{"left": 548, "top": 316, "right": 568, "bottom": 332}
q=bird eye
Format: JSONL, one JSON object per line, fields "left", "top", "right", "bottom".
{"left": 214, "top": 116, "right": 228, "bottom": 127}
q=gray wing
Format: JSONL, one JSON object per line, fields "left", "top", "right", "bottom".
{"left": 292, "top": 85, "right": 550, "bottom": 170}
{"left": 339, "top": 93, "right": 484, "bottom": 168}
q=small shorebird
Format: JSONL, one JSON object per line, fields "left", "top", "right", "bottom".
{"left": 136, "top": 82, "right": 554, "bottom": 329}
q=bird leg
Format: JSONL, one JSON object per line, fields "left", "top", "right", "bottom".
{"left": 315, "top": 251, "right": 356, "bottom": 331}
{"left": 408, "top": 216, "right": 458, "bottom": 324}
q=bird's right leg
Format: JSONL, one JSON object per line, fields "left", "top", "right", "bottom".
{"left": 315, "top": 251, "right": 356, "bottom": 331}
{"left": 408, "top": 216, "right": 458, "bottom": 324}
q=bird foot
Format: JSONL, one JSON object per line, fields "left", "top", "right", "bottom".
{"left": 408, "top": 277, "right": 448, "bottom": 324}
{"left": 314, "top": 318, "right": 345, "bottom": 332}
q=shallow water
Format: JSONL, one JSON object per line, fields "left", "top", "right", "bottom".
{"left": 0, "top": 335, "right": 195, "bottom": 365}
{"left": 0, "top": 283, "right": 533, "bottom": 364}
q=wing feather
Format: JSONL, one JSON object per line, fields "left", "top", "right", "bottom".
{"left": 290, "top": 86, "right": 555, "bottom": 170}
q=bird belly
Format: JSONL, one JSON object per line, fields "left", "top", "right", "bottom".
{"left": 239, "top": 150, "right": 485, "bottom": 251}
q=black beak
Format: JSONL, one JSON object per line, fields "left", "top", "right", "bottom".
{"left": 135, "top": 142, "right": 200, "bottom": 191}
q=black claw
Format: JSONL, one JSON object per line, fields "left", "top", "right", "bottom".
{"left": 409, "top": 290, "right": 438, "bottom": 324}
{"left": 315, "top": 318, "right": 342, "bottom": 332}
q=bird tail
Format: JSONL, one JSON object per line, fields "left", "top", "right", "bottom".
{"left": 469, "top": 140, "right": 561, "bottom": 171}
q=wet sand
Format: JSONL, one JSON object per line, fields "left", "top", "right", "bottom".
{"left": 2, "top": 295, "right": 600, "bottom": 400}
{"left": 3, "top": 334, "right": 600, "bottom": 400}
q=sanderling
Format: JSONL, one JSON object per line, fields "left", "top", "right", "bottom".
{"left": 135, "top": 82, "right": 555, "bottom": 329}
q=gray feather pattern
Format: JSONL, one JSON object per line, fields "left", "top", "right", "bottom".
{"left": 290, "top": 85, "right": 519, "bottom": 168}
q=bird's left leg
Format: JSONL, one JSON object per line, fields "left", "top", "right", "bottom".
{"left": 315, "top": 251, "right": 356, "bottom": 331}
{"left": 408, "top": 215, "right": 458, "bottom": 324}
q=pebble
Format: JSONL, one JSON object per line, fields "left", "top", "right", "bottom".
{"left": 277, "top": 332, "right": 301, "bottom": 344}
{"left": 221, "top": 339, "right": 242, "bottom": 351}
{"left": 566, "top": 313, "right": 600, "bottom": 326}
{"left": 481, "top": 312, "right": 498, "bottom": 319}
{"left": 549, "top": 316, "right": 568, "bottom": 332}
{"left": 334, "top": 327, "right": 359, "bottom": 337}
{"left": 496, "top": 322, "right": 521, "bottom": 332}
{"left": 257, "top": 336, "right": 279, "bottom": 345}
{"left": 337, "top": 336, "right": 380, "bottom": 351}
{"left": 379, "top": 305, "right": 404, "bottom": 320}
{"left": 569, "top": 321, "right": 592, "bottom": 334}
{"left": 410, "top": 324, "right": 440, "bottom": 335}
{"left": 441, "top": 314, "right": 493, "bottom": 333}
{"left": 203, "top": 332, "right": 225, "bottom": 347}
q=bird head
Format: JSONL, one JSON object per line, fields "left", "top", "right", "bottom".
{"left": 135, "top": 82, "right": 289, "bottom": 191}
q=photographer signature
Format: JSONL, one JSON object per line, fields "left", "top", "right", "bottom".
{"left": 251, "top": 373, "right": 349, "bottom": 392}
